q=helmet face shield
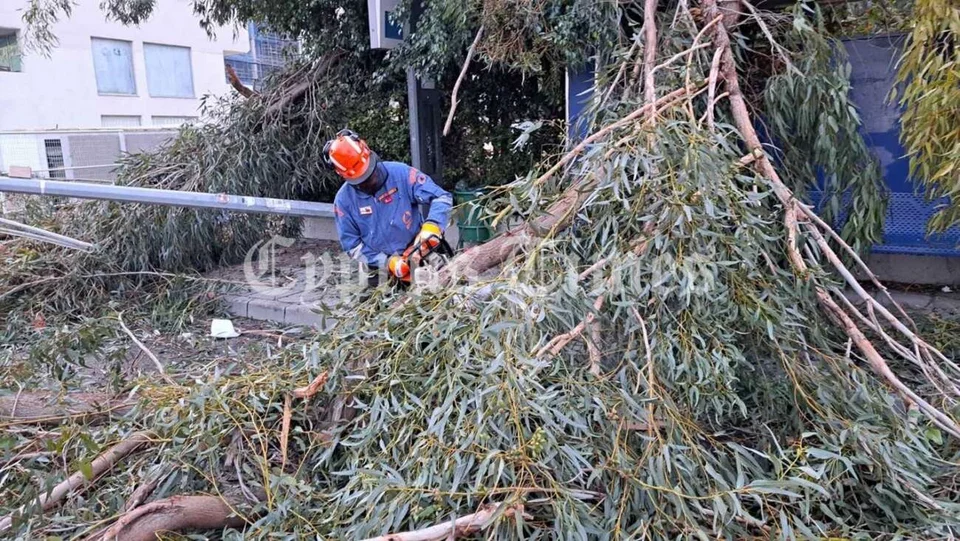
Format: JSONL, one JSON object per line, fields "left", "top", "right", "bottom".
{"left": 353, "top": 159, "right": 386, "bottom": 195}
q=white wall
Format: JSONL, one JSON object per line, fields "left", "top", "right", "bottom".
{"left": 0, "top": 0, "right": 249, "bottom": 130}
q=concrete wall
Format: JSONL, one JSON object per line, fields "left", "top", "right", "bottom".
{"left": 0, "top": 0, "right": 248, "bottom": 130}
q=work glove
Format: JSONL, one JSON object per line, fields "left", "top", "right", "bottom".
{"left": 415, "top": 222, "right": 442, "bottom": 246}
{"left": 410, "top": 222, "right": 443, "bottom": 266}
{"left": 387, "top": 255, "right": 410, "bottom": 281}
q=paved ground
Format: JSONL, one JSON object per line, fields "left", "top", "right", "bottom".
{"left": 207, "top": 239, "right": 353, "bottom": 327}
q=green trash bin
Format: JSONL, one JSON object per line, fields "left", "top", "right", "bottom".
{"left": 453, "top": 189, "right": 493, "bottom": 247}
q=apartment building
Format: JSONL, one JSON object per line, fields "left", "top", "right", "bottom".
{"left": 0, "top": 0, "right": 249, "bottom": 130}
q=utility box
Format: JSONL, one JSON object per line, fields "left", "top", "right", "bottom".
{"left": 368, "top": 0, "right": 403, "bottom": 49}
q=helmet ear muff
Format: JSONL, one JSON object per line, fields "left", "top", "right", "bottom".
{"left": 322, "top": 139, "right": 334, "bottom": 166}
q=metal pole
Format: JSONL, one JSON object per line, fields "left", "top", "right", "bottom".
{"left": 0, "top": 227, "right": 94, "bottom": 251}
{"left": 0, "top": 177, "right": 336, "bottom": 219}
{"left": 0, "top": 217, "right": 95, "bottom": 251}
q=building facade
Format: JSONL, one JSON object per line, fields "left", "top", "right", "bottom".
{"left": 0, "top": 0, "right": 249, "bottom": 130}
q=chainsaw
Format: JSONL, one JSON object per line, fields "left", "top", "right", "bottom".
{"left": 394, "top": 233, "right": 454, "bottom": 285}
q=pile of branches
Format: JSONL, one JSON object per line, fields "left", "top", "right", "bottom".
{"left": 0, "top": 55, "right": 362, "bottom": 325}
{"left": 3, "top": 1, "right": 960, "bottom": 539}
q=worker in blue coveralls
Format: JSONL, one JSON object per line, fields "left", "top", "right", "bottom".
{"left": 323, "top": 129, "right": 453, "bottom": 287}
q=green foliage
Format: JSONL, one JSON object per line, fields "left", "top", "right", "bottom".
{"left": 764, "top": 4, "right": 888, "bottom": 254}
{"left": 822, "top": 0, "right": 914, "bottom": 37}
{"left": 894, "top": 0, "right": 960, "bottom": 232}
{"left": 5, "top": 111, "right": 960, "bottom": 538}
{"left": 18, "top": 0, "right": 72, "bottom": 54}
{"left": 389, "top": 0, "right": 619, "bottom": 84}
{"left": 5, "top": 2, "right": 960, "bottom": 538}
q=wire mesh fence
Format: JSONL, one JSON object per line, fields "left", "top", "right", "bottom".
{"left": 0, "top": 129, "right": 177, "bottom": 183}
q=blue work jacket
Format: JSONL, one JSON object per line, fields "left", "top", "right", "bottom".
{"left": 333, "top": 161, "right": 452, "bottom": 268}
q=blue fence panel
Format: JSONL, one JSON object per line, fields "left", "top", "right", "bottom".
{"left": 815, "top": 35, "right": 960, "bottom": 256}
{"left": 566, "top": 63, "right": 595, "bottom": 143}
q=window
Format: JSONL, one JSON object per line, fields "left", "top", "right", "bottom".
{"left": 0, "top": 28, "right": 21, "bottom": 72}
{"left": 151, "top": 116, "right": 197, "bottom": 127}
{"left": 91, "top": 38, "right": 136, "bottom": 95}
{"left": 43, "top": 139, "right": 66, "bottom": 179}
{"left": 144, "top": 44, "right": 194, "bottom": 98}
{"left": 101, "top": 115, "right": 141, "bottom": 127}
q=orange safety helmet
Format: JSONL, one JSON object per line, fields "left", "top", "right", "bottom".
{"left": 323, "top": 129, "right": 379, "bottom": 185}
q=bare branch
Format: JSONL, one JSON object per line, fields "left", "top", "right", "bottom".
{"left": 118, "top": 313, "right": 175, "bottom": 386}
{"left": 292, "top": 370, "right": 329, "bottom": 399}
{"left": 0, "top": 431, "right": 154, "bottom": 533}
{"left": 704, "top": 47, "right": 723, "bottom": 130}
{"left": 359, "top": 503, "right": 526, "bottom": 541}
{"left": 443, "top": 25, "right": 485, "bottom": 137}
{"left": 225, "top": 65, "right": 259, "bottom": 98}
{"left": 643, "top": 0, "right": 659, "bottom": 126}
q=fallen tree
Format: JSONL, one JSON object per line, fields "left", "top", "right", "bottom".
{"left": 3, "top": 0, "right": 960, "bottom": 539}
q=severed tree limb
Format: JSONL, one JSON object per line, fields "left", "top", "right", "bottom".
{"left": 443, "top": 25, "right": 485, "bottom": 136}
{"left": 643, "top": 0, "right": 659, "bottom": 127}
{"left": 225, "top": 65, "right": 259, "bottom": 98}
{"left": 292, "top": 370, "right": 329, "bottom": 399}
{"left": 359, "top": 502, "right": 526, "bottom": 541}
{"left": 0, "top": 431, "right": 154, "bottom": 532}
{"left": 264, "top": 53, "right": 341, "bottom": 116}
{"left": 96, "top": 494, "right": 249, "bottom": 541}
{"left": 118, "top": 313, "right": 175, "bottom": 386}
{"left": 124, "top": 467, "right": 172, "bottom": 512}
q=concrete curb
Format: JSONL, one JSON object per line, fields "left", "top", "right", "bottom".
{"left": 844, "top": 289, "right": 960, "bottom": 316}
{"left": 223, "top": 294, "right": 337, "bottom": 328}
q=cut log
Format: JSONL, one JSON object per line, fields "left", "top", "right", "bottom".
{"left": 0, "top": 392, "right": 136, "bottom": 424}
{"left": 97, "top": 494, "right": 248, "bottom": 541}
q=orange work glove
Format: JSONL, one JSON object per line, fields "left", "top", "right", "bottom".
{"left": 387, "top": 255, "right": 410, "bottom": 281}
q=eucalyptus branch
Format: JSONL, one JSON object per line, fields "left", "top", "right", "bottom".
{"left": 0, "top": 432, "right": 154, "bottom": 533}
{"left": 118, "top": 313, "right": 175, "bottom": 385}
{"left": 643, "top": 0, "right": 659, "bottom": 126}
{"left": 443, "top": 25, "right": 485, "bottom": 137}
{"left": 701, "top": 0, "right": 960, "bottom": 436}
{"left": 359, "top": 503, "right": 526, "bottom": 541}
